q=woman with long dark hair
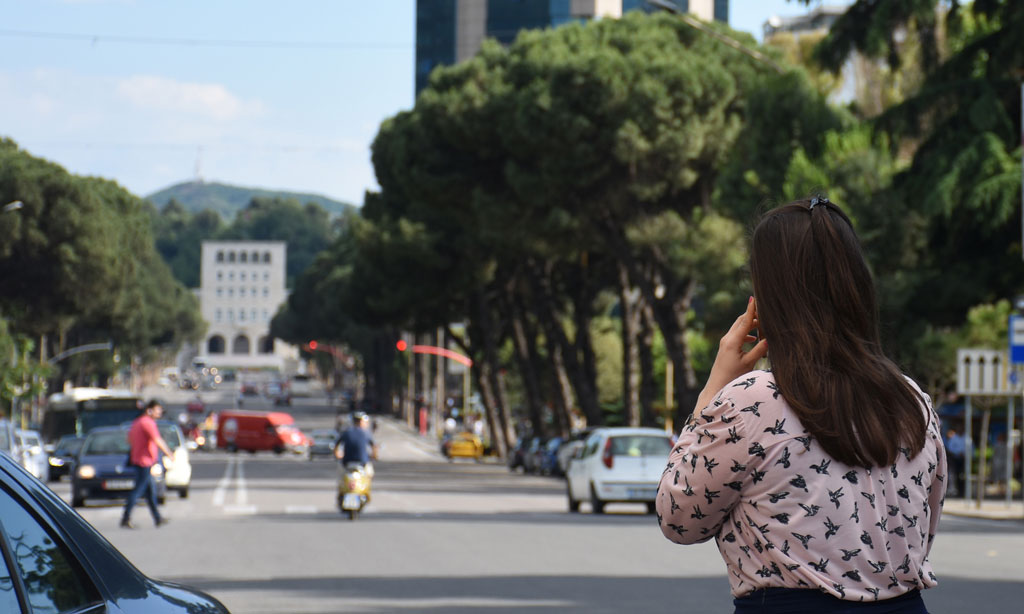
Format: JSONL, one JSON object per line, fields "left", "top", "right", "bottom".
{"left": 657, "top": 198, "right": 946, "bottom": 613}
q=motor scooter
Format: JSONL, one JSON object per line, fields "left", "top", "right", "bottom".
{"left": 337, "top": 462, "right": 372, "bottom": 520}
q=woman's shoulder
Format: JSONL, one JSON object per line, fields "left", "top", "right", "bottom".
{"left": 716, "top": 370, "right": 778, "bottom": 403}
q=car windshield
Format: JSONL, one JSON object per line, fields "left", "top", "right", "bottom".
{"left": 82, "top": 431, "right": 130, "bottom": 455}
{"left": 157, "top": 424, "right": 183, "bottom": 448}
{"left": 609, "top": 435, "right": 671, "bottom": 457}
{"left": 56, "top": 437, "right": 84, "bottom": 454}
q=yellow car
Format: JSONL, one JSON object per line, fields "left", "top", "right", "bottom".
{"left": 444, "top": 432, "right": 484, "bottom": 461}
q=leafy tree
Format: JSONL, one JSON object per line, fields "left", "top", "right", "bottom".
{"left": 0, "top": 139, "right": 203, "bottom": 386}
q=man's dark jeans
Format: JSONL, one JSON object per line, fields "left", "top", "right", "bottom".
{"left": 122, "top": 464, "right": 161, "bottom": 523}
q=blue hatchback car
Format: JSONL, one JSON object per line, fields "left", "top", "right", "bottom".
{"left": 0, "top": 449, "right": 230, "bottom": 612}
{"left": 71, "top": 426, "right": 167, "bottom": 508}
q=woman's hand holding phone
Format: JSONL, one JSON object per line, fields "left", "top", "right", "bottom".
{"left": 693, "top": 297, "right": 768, "bottom": 411}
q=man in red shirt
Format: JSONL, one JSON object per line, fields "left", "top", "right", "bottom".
{"left": 120, "top": 400, "right": 174, "bottom": 529}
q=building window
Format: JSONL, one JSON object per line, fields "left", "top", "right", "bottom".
{"left": 251, "top": 251, "right": 259, "bottom": 263}
{"left": 252, "top": 287, "right": 257, "bottom": 297}
{"left": 240, "top": 272, "right": 247, "bottom": 282}
{"left": 263, "top": 272, "right": 269, "bottom": 281}
{"left": 232, "top": 335, "right": 251, "bottom": 355}
{"left": 216, "top": 288, "right": 223, "bottom": 298}
{"left": 228, "top": 288, "right": 234, "bottom": 298}
{"left": 227, "top": 309, "right": 234, "bottom": 321}
{"left": 240, "top": 251, "right": 248, "bottom": 264}
{"left": 263, "top": 251, "right": 271, "bottom": 263}
{"left": 215, "top": 309, "right": 222, "bottom": 322}
{"left": 262, "top": 309, "right": 269, "bottom": 321}
{"left": 228, "top": 271, "right": 235, "bottom": 281}
{"left": 251, "top": 309, "right": 257, "bottom": 321}
{"left": 216, "top": 250, "right": 225, "bottom": 263}
{"left": 228, "top": 252, "right": 236, "bottom": 263}
{"left": 217, "top": 271, "right": 223, "bottom": 281}
{"left": 259, "top": 335, "right": 274, "bottom": 354}
{"left": 239, "top": 310, "right": 245, "bottom": 321}
{"left": 208, "top": 335, "right": 225, "bottom": 353}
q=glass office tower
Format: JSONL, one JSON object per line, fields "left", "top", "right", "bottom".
{"left": 416, "top": 0, "right": 729, "bottom": 94}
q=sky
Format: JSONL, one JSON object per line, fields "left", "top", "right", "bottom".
{"left": 1, "top": 0, "right": 828, "bottom": 207}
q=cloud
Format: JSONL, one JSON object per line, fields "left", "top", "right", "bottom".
{"left": 116, "top": 75, "right": 265, "bottom": 120}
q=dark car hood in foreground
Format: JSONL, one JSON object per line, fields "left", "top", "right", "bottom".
{"left": 0, "top": 452, "right": 229, "bottom": 613}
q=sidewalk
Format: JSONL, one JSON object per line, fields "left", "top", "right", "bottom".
{"left": 942, "top": 497, "right": 1024, "bottom": 520}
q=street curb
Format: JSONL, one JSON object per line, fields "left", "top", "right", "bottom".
{"left": 941, "top": 499, "right": 1024, "bottom": 521}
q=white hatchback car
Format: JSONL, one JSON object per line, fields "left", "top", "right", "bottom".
{"left": 16, "top": 429, "right": 47, "bottom": 480}
{"left": 156, "top": 421, "right": 192, "bottom": 498}
{"left": 565, "top": 427, "right": 673, "bottom": 514}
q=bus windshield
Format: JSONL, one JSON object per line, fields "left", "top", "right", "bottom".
{"left": 43, "top": 392, "right": 142, "bottom": 442}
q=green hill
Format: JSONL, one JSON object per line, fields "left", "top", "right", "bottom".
{"left": 146, "top": 180, "right": 357, "bottom": 219}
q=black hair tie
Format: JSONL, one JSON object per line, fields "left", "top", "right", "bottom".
{"left": 809, "top": 195, "right": 830, "bottom": 210}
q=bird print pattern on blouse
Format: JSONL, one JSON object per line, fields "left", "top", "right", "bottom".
{"left": 657, "top": 370, "right": 946, "bottom": 601}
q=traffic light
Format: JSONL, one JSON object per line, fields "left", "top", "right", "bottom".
{"left": 396, "top": 340, "right": 407, "bottom": 352}
{"left": 308, "top": 340, "right": 318, "bottom": 350}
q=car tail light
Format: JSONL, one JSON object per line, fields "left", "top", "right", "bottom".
{"left": 602, "top": 438, "right": 613, "bottom": 469}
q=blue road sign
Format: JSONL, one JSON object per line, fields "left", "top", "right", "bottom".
{"left": 1010, "top": 315, "right": 1024, "bottom": 364}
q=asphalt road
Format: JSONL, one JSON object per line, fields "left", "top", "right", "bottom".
{"left": 47, "top": 386, "right": 1024, "bottom": 613}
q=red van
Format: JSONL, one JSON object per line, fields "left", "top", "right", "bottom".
{"left": 216, "top": 410, "right": 308, "bottom": 454}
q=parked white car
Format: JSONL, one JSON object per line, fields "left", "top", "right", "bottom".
{"left": 16, "top": 429, "right": 48, "bottom": 480}
{"left": 565, "top": 427, "right": 673, "bottom": 514}
{"left": 156, "top": 421, "right": 192, "bottom": 498}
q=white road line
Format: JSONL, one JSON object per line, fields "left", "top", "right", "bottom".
{"left": 212, "top": 456, "right": 235, "bottom": 506}
{"left": 235, "top": 456, "right": 247, "bottom": 505}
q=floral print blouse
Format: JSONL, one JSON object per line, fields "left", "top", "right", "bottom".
{"left": 656, "top": 370, "right": 946, "bottom": 601}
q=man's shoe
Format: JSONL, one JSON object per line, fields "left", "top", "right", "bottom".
{"left": 155, "top": 517, "right": 170, "bottom": 527}
{"left": 119, "top": 519, "right": 134, "bottom": 529}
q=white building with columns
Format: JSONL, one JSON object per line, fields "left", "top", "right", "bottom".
{"left": 196, "top": 241, "right": 298, "bottom": 370}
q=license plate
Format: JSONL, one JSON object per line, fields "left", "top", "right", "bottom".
{"left": 627, "top": 488, "right": 657, "bottom": 499}
{"left": 341, "top": 493, "right": 362, "bottom": 510}
{"left": 104, "top": 479, "right": 135, "bottom": 490}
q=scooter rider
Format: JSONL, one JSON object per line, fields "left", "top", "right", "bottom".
{"left": 335, "top": 412, "right": 378, "bottom": 475}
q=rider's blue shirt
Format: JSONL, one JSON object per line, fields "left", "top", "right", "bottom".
{"left": 337, "top": 427, "right": 373, "bottom": 465}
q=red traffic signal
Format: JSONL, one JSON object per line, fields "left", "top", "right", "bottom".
{"left": 396, "top": 340, "right": 407, "bottom": 352}
{"left": 308, "top": 340, "right": 318, "bottom": 350}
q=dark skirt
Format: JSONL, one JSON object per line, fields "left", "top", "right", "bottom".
{"left": 733, "top": 588, "right": 927, "bottom": 614}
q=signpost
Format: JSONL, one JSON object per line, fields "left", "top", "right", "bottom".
{"left": 956, "top": 348, "right": 1021, "bottom": 506}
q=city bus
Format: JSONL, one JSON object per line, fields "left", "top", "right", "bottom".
{"left": 41, "top": 388, "right": 143, "bottom": 444}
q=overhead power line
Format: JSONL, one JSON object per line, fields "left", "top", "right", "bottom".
{"left": 27, "top": 141, "right": 358, "bottom": 153}
{"left": 0, "top": 29, "right": 411, "bottom": 50}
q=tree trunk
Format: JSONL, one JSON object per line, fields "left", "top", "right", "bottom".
{"left": 597, "top": 218, "right": 700, "bottom": 423}
{"left": 549, "top": 341, "right": 578, "bottom": 432}
{"left": 517, "top": 295, "right": 570, "bottom": 438}
{"left": 475, "top": 290, "right": 514, "bottom": 453}
{"left": 506, "top": 290, "right": 547, "bottom": 437}
{"left": 617, "top": 262, "right": 641, "bottom": 426}
{"left": 638, "top": 299, "right": 657, "bottom": 427}
{"left": 525, "top": 261, "right": 603, "bottom": 426}
{"left": 449, "top": 324, "right": 509, "bottom": 459}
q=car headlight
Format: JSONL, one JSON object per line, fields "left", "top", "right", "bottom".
{"left": 49, "top": 457, "right": 65, "bottom": 467}
{"left": 150, "top": 463, "right": 164, "bottom": 476}
{"left": 77, "top": 465, "right": 95, "bottom": 479}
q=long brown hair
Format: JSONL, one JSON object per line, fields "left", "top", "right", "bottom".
{"left": 750, "top": 199, "right": 925, "bottom": 467}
